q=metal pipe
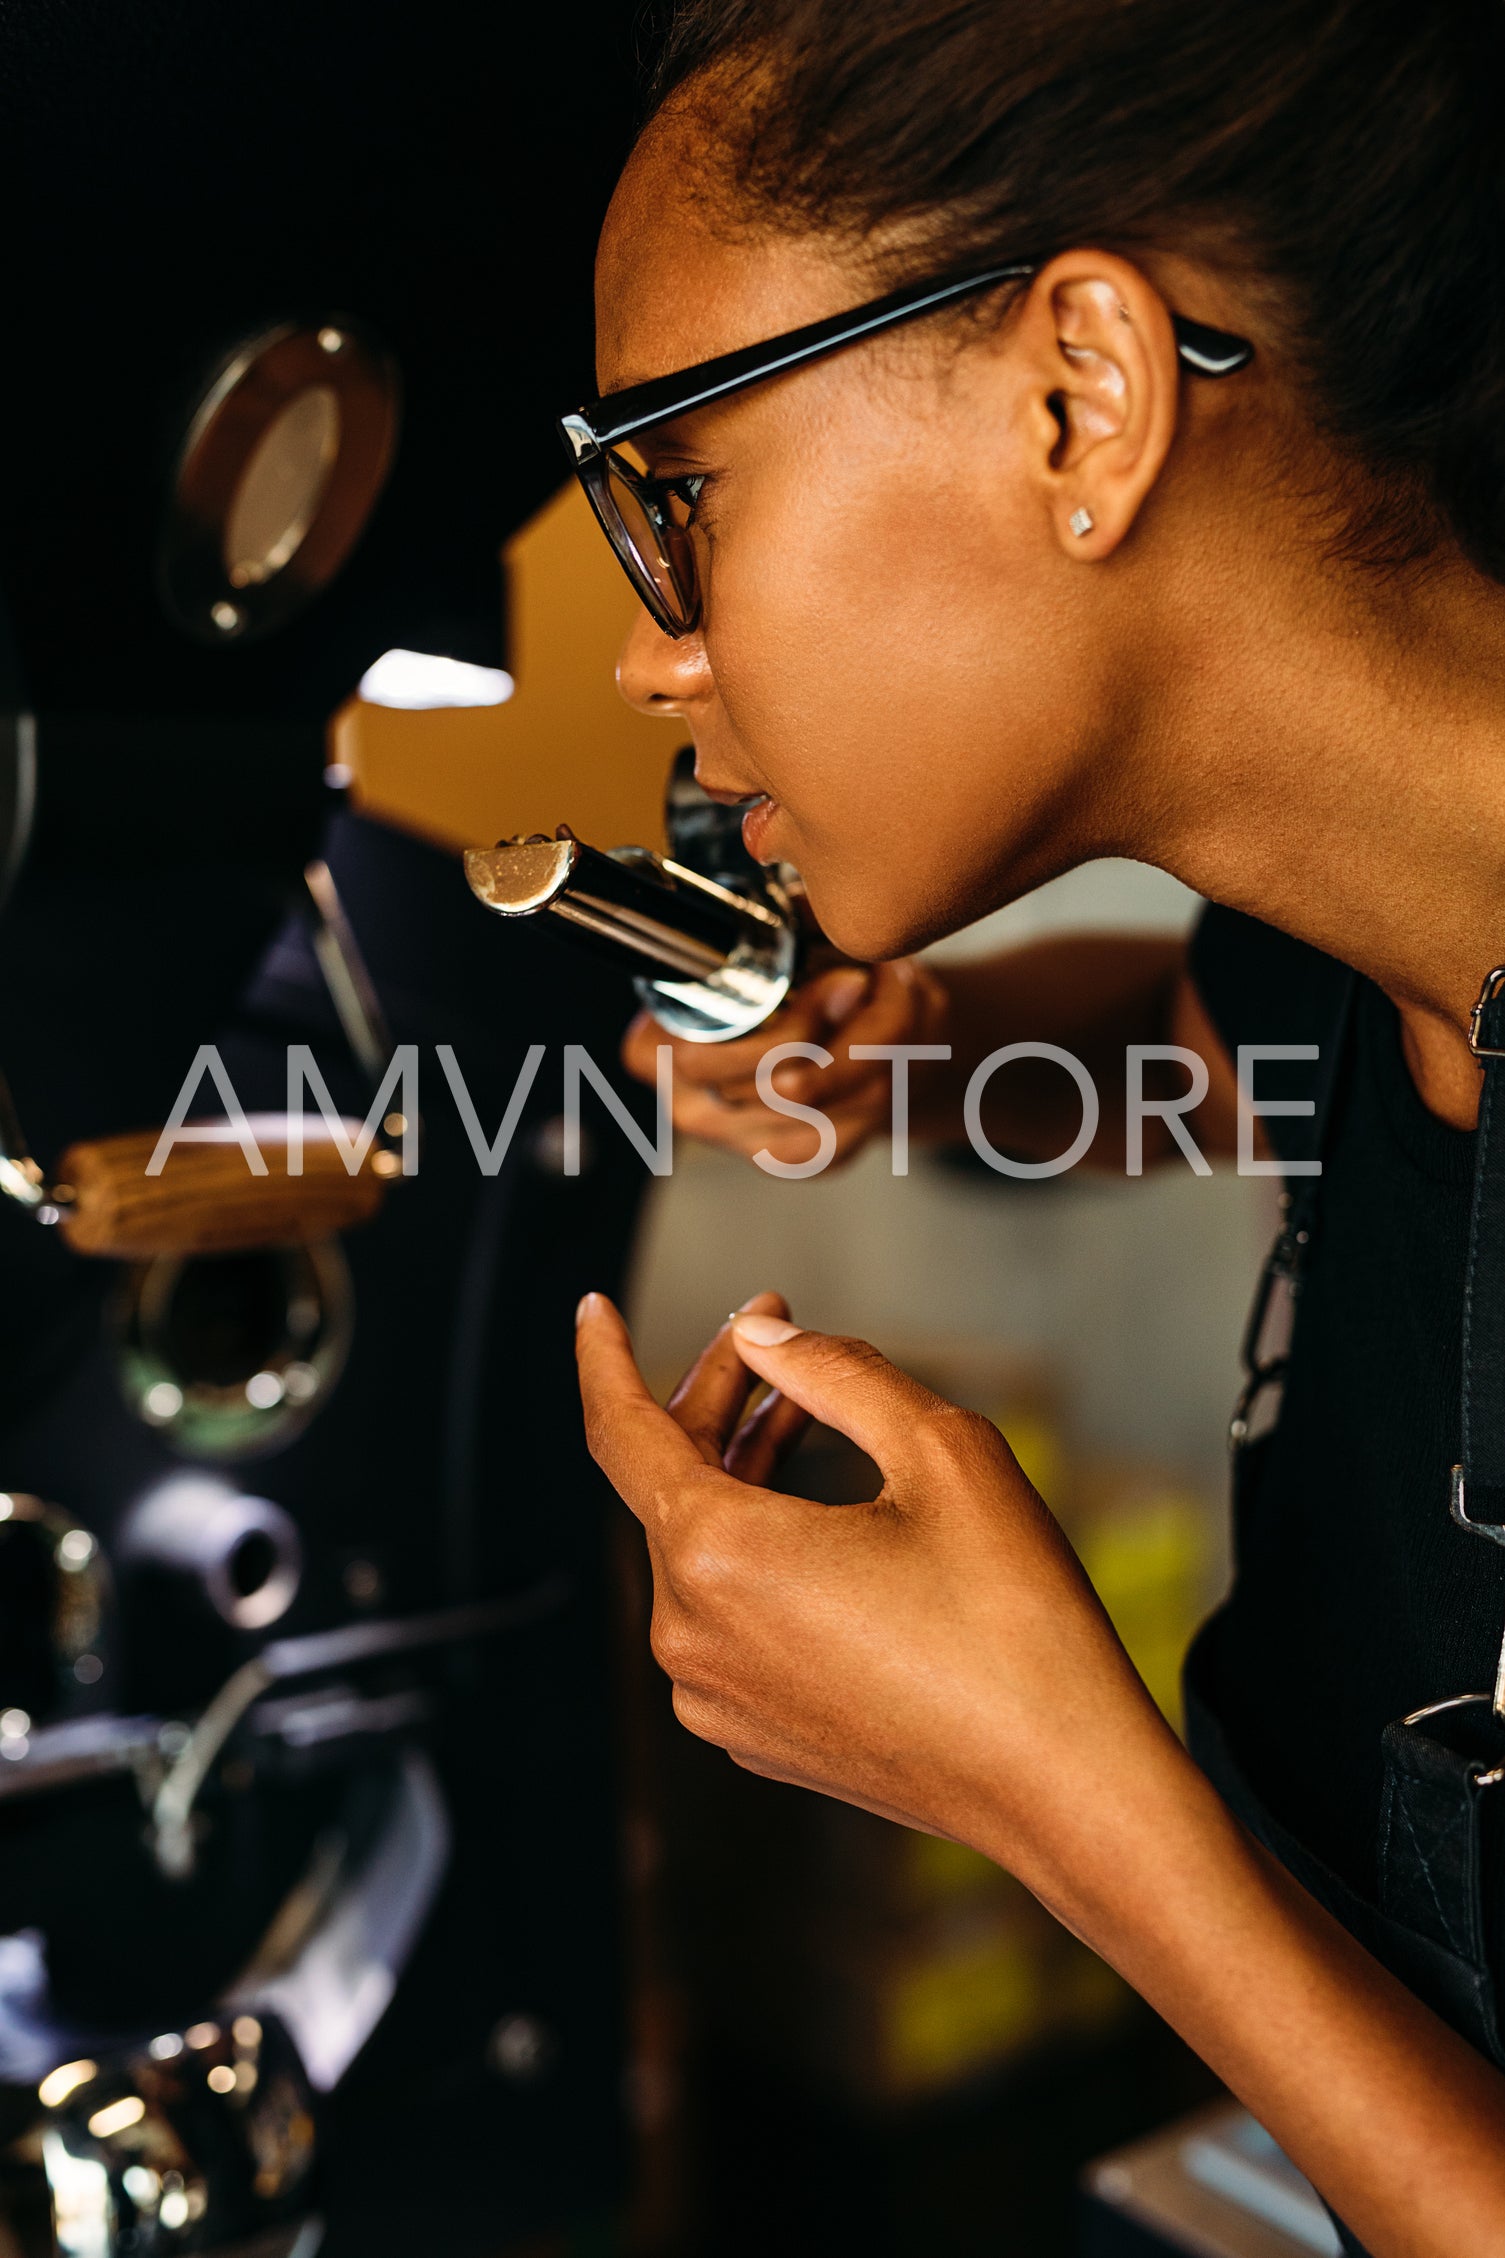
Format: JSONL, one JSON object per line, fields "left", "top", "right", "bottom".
{"left": 464, "top": 827, "right": 801, "bottom": 1043}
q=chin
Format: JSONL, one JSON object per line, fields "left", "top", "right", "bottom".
{"left": 802, "top": 885, "right": 952, "bottom": 966}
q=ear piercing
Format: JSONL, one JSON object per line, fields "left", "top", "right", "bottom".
{"left": 1069, "top": 507, "right": 1095, "bottom": 538}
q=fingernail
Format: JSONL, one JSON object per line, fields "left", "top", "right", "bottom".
{"left": 576, "top": 1293, "right": 600, "bottom": 1326}
{"left": 822, "top": 968, "right": 870, "bottom": 1025}
{"left": 732, "top": 1313, "right": 802, "bottom": 1347}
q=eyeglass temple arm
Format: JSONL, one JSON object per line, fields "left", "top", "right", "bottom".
{"left": 1170, "top": 313, "right": 1255, "bottom": 377}
{"left": 572, "top": 276, "right": 1253, "bottom": 454}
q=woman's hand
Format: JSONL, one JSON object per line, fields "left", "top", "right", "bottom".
{"left": 575, "top": 1288, "right": 1178, "bottom": 1889}
{"left": 619, "top": 958, "right": 949, "bottom": 1171}
{"left": 579, "top": 1293, "right": 1505, "bottom": 2258}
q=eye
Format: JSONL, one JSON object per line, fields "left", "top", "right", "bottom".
{"left": 660, "top": 473, "right": 708, "bottom": 529}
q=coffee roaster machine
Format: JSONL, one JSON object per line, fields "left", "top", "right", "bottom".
{"left": 0, "top": 7, "right": 664, "bottom": 2252}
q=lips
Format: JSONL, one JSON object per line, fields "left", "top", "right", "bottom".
{"left": 694, "top": 778, "right": 763, "bottom": 808}
{"left": 740, "top": 794, "right": 779, "bottom": 862}
{"left": 687, "top": 758, "right": 781, "bottom": 859}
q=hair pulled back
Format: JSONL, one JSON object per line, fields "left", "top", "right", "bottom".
{"left": 645, "top": 0, "right": 1505, "bottom": 579}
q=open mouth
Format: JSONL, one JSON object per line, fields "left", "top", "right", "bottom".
{"left": 695, "top": 779, "right": 767, "bottom": 809}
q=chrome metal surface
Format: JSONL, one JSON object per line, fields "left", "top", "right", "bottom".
{"left": 0, "top": 1496, "right": 111, "bottom": 1724}
{"left": 465, "top": 826, "right": 801, "bottom": 1042}
{"left": 0, "top": 710, "right": 35, "bottom": 917}
{"left": 554, "top": 894, "right": 728, "bottom": 982}
{"left": 0, "top": 1762, "right": 449, "bottom": 2246}
{"left": 1449, "top": 1462, "right": 1505, "bottom": 1546}
{"left": 0, "top": 2006, "right": 319, "bottom": 2256}
{"left": 302, "top": 862, "right": 393, "bottom": 1091}
{"left": 1401, "top": 1687, "right": 1505, "bottom": 1761}
{"left": 160, "top": 317, "right": 399, "bottom": 645}
{"left": 122, "top": 1480, "right": 303, "bottom": 1635}
{"left": 148, "top": 1583, "right": 567, "bottom": 1877}
{"left": 463, "top": 835, "right": 580, "bottom": 915}
{"left": 1469, "top": 965, "right": 1505, "bottom": 1059}
{"left": 114, "top": 1241, "right": 353, "bottom": 1462}
{"left": 0, "top": 1587, "right": 564, "bottom": 1816}
{"left": 228, "top": 1749, "right": 450, "bottom": 2091}
{"left": 0, "top": 1068, "right": 47, "bottom": 1213}
{"left": 1448, "top": 1471, "right": 1505, "bottom": 1718}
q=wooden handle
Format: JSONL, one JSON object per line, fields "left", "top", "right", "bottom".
{"left": 55, "top": 1115, "right": 398, "bottom": 1259}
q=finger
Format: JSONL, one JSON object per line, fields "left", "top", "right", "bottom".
{"left": 626, "top": 966, "right": 891, "bottom": 1105}
{"left": 766, "top": 962, "right": 934, "bottom": 1106}
{"left": 622, "top": 1013, "right": 785, "bottom": 1096}
{"left": 723, "top": 1385, "right": 814, "bottom": 1485}
{"left": 728, "top": 1314, "right": 979, "bottom": 1478}
{"left": 667, "top": 1081, "right": 777, "bottom": 1149}
{"left": 659, "top": 966, "right": 870, "bottom": 1091}
{"left": 662, "top": 1007, "right": 829, "bottom": 1091}
{"left": 663, "top": 1079, "right": 797, "bottom": 1152}
{"left": 670, "top": 1078, "right": 877, "bottom": 1158}
{"left": 747, "top": 1099, "right": 896, "bottom": 1168}
{"left": 667, "top": 1289, "right": 790, "bottom": 1465}
{"left": 621, "top": 1010, "right": 669, "bottom": 1087}
{"left": 576, "top": 1292, "right": 704, "bottom": 1514}
{"left": 712, "top": 1054, "right": 879, "bottom": 1107}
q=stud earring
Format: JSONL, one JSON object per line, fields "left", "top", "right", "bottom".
{"left": 1069, "top": 507, "right": 1095, "bottom": 538}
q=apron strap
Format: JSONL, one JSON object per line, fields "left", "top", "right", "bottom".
{"left": 1377, "top": 967, "right": 1505, "bottom": 2045}
{"left": 1218, "top": 961, "right": 1505, "bottom": 2063}
{"left": 1457, "top": 972, "right": 1505, "bottom": 1539}
{"left": 1230, "top": 970, "right": 1356, "bottom": 1443}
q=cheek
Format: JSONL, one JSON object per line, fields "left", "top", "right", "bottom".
{"left": 700, "top": 437, "right": 1107, "bottom": 956}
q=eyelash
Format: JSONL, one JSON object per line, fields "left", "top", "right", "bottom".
{"left": 658, "top": 471, "right": 710, "bottom": 528}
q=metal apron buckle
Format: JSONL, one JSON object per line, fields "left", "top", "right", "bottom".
{"left": 1447, "top": 1467, "right": 1505, "bottom": 1722}
{"left": 1435, "top": 964, "right": 1505, "bottom": 1723}
{"left": 1401, "top": 1690, "right": 1505, "bottom": 1787}
{"left": 1229, "top": 1192, "right": 1307, "bottom": 1449}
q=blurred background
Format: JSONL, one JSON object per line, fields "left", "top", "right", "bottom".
{"left": 624, "top": 868, "right": 1278, "bottom": 2257}
{"left": 0, "top": 6, "right": 1323, "bottom": 2255}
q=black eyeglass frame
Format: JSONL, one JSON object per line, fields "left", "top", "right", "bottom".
{"left": 559, "top": 261, "right": 1254, "bottom": 637}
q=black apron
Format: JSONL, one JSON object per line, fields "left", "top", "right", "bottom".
{"left": 1184, "top": 967, "right": 1505, "bottom": 2258}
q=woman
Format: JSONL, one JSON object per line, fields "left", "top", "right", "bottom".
{"left": 572, "top": 4, "right": 1505, "bottom": 2249}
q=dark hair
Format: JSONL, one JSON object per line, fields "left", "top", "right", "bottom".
{"left": 643, "top": 0, "right": 1505, "bottom": 579}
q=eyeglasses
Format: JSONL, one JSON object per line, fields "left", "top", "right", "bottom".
{"left": 559, "top": 261, "right": 1254, "bottom": 637}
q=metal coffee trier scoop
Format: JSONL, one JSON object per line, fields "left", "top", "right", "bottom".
{"left": 463, "top": 749, "right": 816, "bottom": 1042}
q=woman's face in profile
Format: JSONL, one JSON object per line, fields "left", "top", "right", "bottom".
{"left": 594, "top": 109, "right": 1155, "bottom": 963}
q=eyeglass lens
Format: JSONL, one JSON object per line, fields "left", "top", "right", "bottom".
{"left": 599, "top": 447, "right": 697, "bottom": 631}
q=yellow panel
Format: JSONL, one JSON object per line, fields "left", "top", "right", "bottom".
{"left": 1075, "top": 1488, "right": 1212, "bottom": 1735}
{"left": 334, "top": 480, "right": 677, "bottom": 856}
{"left": 903, "top": 1831, "right": 1022, "bottom": 1910}
{"left": 883, "top": 1927, "right": 1131, "bottom": 2098}
{"left": 885, "top": 1931, "right": 1042, "bottom": 2092}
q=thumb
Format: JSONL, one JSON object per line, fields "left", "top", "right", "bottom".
{"left": 728, "top": 1312, "right": 958, "bottom": 1475}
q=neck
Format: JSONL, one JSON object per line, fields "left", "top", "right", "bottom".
{"left": 1139, "top": 547, "right": 1505, "bottom": 1130}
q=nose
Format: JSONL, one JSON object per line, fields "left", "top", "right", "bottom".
{"left": 616, "top": 603, "right": 714, "bottom": 717}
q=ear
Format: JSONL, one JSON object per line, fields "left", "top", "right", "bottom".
{"left": 1011, "top": 252, "right": 1181, "bottom": 560}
